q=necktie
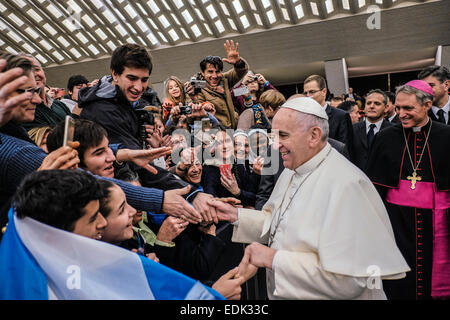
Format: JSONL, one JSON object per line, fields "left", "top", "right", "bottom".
{"left": 437, "top": 109, "right": 446, "bottom": 124}
{"left": 367, "top": 123, "right": 376, "bottom": 148}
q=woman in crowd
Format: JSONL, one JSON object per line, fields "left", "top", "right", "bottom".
{"left": 201, "top": 127, "right": 261, "bottom": 208}
{"left": 231, "top": 71, "right": 277, "bottom": 115}
{"left": 237, "top": 89, "right": 285, "bottom": 130}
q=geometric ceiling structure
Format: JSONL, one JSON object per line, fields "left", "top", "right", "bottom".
{"left": 0, "top": 0, "right": 436, "bottom": 67}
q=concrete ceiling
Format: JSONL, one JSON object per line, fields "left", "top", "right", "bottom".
{"left": 36, "top": 0, "right": 449, "bottom": 97}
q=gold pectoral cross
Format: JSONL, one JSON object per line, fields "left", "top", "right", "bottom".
{"left": 407, "top": 171, "right": 422, "bottom": 190}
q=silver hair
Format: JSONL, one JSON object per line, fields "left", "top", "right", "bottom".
{"left": 294, "top": 112, "right": 329, "bottom": 142}
{"left": 395, "top": 85, "right": 433, "bottom": 106}
{"left": 17, "top": 52, "right": 42, "bottom": 67}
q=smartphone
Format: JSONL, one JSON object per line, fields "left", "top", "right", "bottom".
{"left": 201, "top": 117, "right": 211, "bottom": 131}
{"left": 219, "top": 164, "right": 231, "bottom": 178}
{"left": 63, "top": 116, "right": 75, "bottom": 147}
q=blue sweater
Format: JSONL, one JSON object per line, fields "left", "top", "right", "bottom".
{"left": 0, "top": 132, "right": 164, "bottom": 222}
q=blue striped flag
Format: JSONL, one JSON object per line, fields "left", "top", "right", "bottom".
{"left": 0, "top": 208, "right": 224, "bottom": 300}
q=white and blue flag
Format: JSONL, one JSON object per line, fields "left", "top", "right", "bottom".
{"left": 0, "top": 208, "right": 224, "bottom": 300}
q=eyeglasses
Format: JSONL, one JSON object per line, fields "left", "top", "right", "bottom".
{"left": 303, "top": 89, "right": 321, "bottom": 96}
{"left": 16, "top": 87, "right": 41, "bottom": 96}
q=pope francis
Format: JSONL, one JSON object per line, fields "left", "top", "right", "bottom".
{"left": 208, "top": 97, "right": 410, "bottom": 300}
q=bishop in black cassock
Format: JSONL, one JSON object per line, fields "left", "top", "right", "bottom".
{"left": 367, "top": 80, "right": 450, "bottom": 300}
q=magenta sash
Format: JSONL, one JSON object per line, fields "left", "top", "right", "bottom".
{"left": 387, "top": 180, "right": 450, "bottom": 298}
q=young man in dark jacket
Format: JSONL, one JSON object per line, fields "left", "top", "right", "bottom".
{"left": 79, "top": 44, "right": 218, "bottom": 225}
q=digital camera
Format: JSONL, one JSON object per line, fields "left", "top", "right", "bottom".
{"left": 190, "top": 77, "right": 207, "bottom": 89}
{"left": 179, "top": 105, "right": 192, "bottom": 115}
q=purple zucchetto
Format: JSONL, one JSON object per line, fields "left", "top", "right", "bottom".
{"left": 404, "top": 80, "right": 434, "bottom": 96}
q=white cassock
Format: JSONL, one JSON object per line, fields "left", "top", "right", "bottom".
{"left": 232, "top": 143, "right": 410, "bottom": 300}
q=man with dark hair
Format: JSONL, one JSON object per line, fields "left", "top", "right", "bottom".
{"left": 330, "top": 96, "right": 344, "bottom": 108}
{"left": 60, "top": 75, "right": 89, "bottom": 112}
{"left": 78, "top": 44, "right": 218, "bottom": 224}
{"left": 1, "top": 169, "right": 225, "bottom": 300}
{"left": 303, "top": 74, "right": 354, "bottom": 155}
{"left": 367, "top": 80, "right": 450, "bottom": 300}
{"left": 186, "top": 40, "right": 249, "bottom": 129}
{"left": 351, "top": 89, "right": 391, "bottom": 173}
{"left": 384, "top": 91, "right": 399, "bottom": 123}
{"left": 13, "top": 169, "right": 107, "bottom": 239}
{"left": 79, "top": 44, "right": 152, "bottom": 148}
{"left": 418, "top": 65, "right": 450, "bottom": 125}
{"left": 337, "top": 100, "right": 360, "bottom": 124}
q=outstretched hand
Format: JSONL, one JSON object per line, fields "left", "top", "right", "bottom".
{"left": 207, "top": 198, "right": 238, "bottom": 223}
{"left": 117, "top": 147, "right": 172, "bottom": 174}
{"left": 212, "top": 267, "right": 243, "bottom": 300}
{"left": 163, "top": 185, "right": 203, "bottom": 224}
{"left": 222, "top": 40, "right": 241, "bottom": 65}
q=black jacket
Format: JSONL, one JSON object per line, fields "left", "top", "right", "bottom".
{"left": 428, "top": 108, "right": 449, "bottom": 125}
{"left": 121, "top": 220, "right": 226, "bottom": 281}
{"left": 78, "top": 76, "right": 192, "bottom": 192}
{"left": 79, "top": 76, "right": 142, "bottom": 150}
{"left": 201, "top": 164, "right": 258, "bottom": 207}
{"left": 351, "top": 119, "right": 391, "bottom": 173}
{"left": 326, "top": 104, "right": 354, "bottom": 156}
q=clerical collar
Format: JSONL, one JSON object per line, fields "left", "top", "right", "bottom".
{"left": 411, "top": 118, "right": 431, "bottom": 133}
{"left": 294, "top": 143, "right": 331, "bottom": 176}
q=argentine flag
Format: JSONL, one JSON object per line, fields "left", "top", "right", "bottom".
{"left": 0, "top": 208, "right": 224, "bottom": 300}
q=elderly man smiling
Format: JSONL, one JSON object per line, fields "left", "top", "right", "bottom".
{"left": 209, "top": 97, "right": 409, "bottom": 300}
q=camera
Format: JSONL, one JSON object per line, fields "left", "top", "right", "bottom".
{"left": 253, "top": 76, "right": 258, "bottom": 82}
{"left": 134, "top": 109, "right": 155, "bottom": 149}
{"left": 188, "top": 76, "right": 207, "bottom": 95}
{"left": 190, "top": 77, "right": 207, "bottom": 89}
{"left": 179, "top": 105, "right": 192, "bottom": 115}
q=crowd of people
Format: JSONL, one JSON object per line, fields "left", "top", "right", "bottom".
{"left": 0, "top": 39, "right": 449, "bottom": 301}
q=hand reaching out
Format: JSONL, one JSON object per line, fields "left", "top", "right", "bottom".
{"left": 252, "top": 156, "right": 265, "bottom": 175}
{"left": 220, "top": 172, "right": 240, "bottom": 196}
{"left": 212, "top": 267, "right": 243, "bottom": 300}
{"left": 156, "top": 216, "right": 188, "bottom": 243}
{"left": 222, "top": 40, "right": 241, "bottom": 65}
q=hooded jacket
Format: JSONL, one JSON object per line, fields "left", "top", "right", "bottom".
{"left": 78, "top": 76, "right": 194, "bottom": 192}
{"left": 79, "top": 75, "right": 142, "bottom": 150}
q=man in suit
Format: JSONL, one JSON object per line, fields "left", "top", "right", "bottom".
{"left": 303, "top": 75, "right": 354, "bottom": 156}
{"left": 352, "top": 89, "right": 391, "bottom": 173}
{"left": 384, "top": 91, "right": 399, "bottom": 124}
{"left": 418, "top": 65, "right": 450, "bottom": 125}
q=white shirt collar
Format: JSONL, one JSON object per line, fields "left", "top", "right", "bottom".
{"left": 365, "top": 118, "right": 384, "bottom": 134}
{"left": 388, "top": 113, "right": 397, "bottom": 122}
{"left": 431, "top": 96, "right": 450, "bottom": 116}
{"left": 294, "top": 143, "right": 331, "bottom": 176}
